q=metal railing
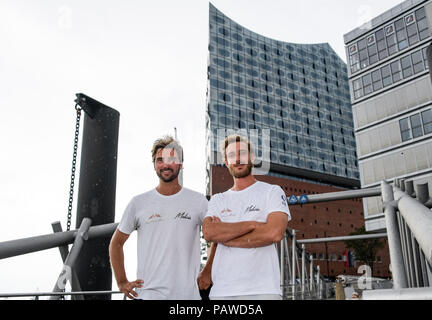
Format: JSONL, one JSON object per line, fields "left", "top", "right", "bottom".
{"left": 362, "top": 179, "right": 432, "bottom": 300}
{"left": 0, "top": 291, "right": 125, "bottom": 300}
{"left": 1, "top": 180, "right": 431, "bottom": 300}
{"left": 0, "top": 220, "right": 118, "bottom": 300}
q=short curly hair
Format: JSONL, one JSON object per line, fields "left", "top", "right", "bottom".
{"left": 151, "top": 135, "right": 183, "bottom": 164}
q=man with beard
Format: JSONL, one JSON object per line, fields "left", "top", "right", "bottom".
{"left": 109, "top": 136, "right": 209, "bottom": 300}
{"left": 201, "top": 134, "right": 291, "bottom": 300}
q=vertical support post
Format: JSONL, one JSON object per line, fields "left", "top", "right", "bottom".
{"left": 420, "top": 250, "right": 430, "bottom": 287}
{"left": 316, "top": 265, "right": 321, "bottom": 300}
{"left": 405, "top": 180, "right": 415, "bottom": 198}
{"left": 309, "top": 254, "right": 314, "bottom": 295}
{"left": 404, "top": 225, "right": 415, "bottom": 287}
{"left": 280, "top": 236, "right": 284, "bottom": 298}
{"left": 74, "top": 94, "right": 119, "bottom": 300}
{"left": 51, "top": 221, "right": 83, "bottom": 300}
{"left": 411, "top": 234, "right": 422, "bottom": 287}
{"left": 291, "top": 230, "right": 296, "bottom": 300}
{"left": 416, "top": 183, "right": 430, "bottom": 205}
{"left": 50, "top": 218, "right": 92, "bottom": 300}
{"left": 381, "top": 181, "right": 408, "bottom": 289}
{"left": 301, "top": 244, "right": 305, "bottom": 300}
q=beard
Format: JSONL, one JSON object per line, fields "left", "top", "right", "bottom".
{"left": 228, "top": 162, "right": 253, "bottom": 178}
{"left": 156, "top": 167, "right": 180, "bottom": 183}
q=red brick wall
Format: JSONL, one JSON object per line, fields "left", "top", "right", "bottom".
{"left": 210, "top": 165, "right": 391, "bottom": 278}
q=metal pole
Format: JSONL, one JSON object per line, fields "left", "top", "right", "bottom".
{"left": 74, "top": 94, "right": 119, "bottom": 300}
{"left": 404, "top": 225, "right": 415, "bottom": 287}
{"left": 298, "top": 187, "right": 381, "bottom": 204}
{"left": 396, "top": 211, "right": 409, "bottom": 281}
{"left": 301, "top": 244, "right": 305, "bottom": 300}
{"left": 420, "top": 249, "right": 430, "bottom": 287}
{"left": 52, "top": 221, "right": 83, "bottom": 300}
{"left": 280, "top": 236, "right": 284, "bottom": 298}
{"left": 363, "top": 287, "right": 432, "bottom": 300}
{"left": 0, "top": 222, "right": 118, "bottom": 260}
{"left": 405, "top": 180, "right": 415, "bottom": 198}
{"left": 309, "top": 254, "right": 314, "bottom": 296}
{"left": 284, "top": 237, "right": 292, "bottom": 288}
{"left": 395, "top": 186, "right": 432, "bottom": 266}
{"left": 297, "top": 233, "right": 387, "bottom": 244}
{"left": 50, "top": 218, "right": 92, "bottom": 300}
{"left": 291, "top": 230, "right": 296, "bottom": 300}
{"left": 381, "top": 181, "right": 408, "bottom": 289}
{"left": 411, "top": 233, "right": 422, "bottom": 287}
{"left": 316, "top": 265, "right": 321, "bottom": 300}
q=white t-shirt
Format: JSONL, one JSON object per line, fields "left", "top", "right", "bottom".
{"left": 118, "top": 187, "right": 208, "bottom": 300}
{"left": 205, "top": 181, "right": 291, "bottom": 298}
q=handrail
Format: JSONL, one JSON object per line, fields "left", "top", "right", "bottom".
{"left": 0, "top": 290, "right": 124, "bottom": 299}
{"left": 394, "top": 186, "right": 432, "bottom": 266}
{"left": 0, "top": 222, "right": 118, "bottom": 260}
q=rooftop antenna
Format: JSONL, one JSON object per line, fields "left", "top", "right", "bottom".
{"left": 174, "top": 127, "right": 183, "bottom": 186}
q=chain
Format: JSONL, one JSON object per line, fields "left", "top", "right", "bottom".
{"left": 67, "top": 104, "right": 82, "bottom": 232}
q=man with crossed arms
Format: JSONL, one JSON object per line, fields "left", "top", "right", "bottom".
{"left": 200, "top": 135, "right": 291, "bottom": 300}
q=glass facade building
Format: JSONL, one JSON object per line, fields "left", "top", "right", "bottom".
{"left": 344, "top": 0, "right": 432, "bottom": 231}
{"left": 205, "top": 3, "right": 359, "bottom": 195}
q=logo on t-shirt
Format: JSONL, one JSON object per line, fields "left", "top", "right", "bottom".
{"left": 146, "top": 213, "right": 163, "bottom": 224}
{"left": 281, "top": 195, "right": 288, "bottom": 207}
{"left": 220, "top": 208, "right": 234, "bottom": 218}
{"left": 175, "top": 212, "right": 191, "bottom": 220}
{"left": 244, "top": 205, "right": 260, "bottom": 214}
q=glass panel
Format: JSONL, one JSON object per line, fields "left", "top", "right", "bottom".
{"left": 358, "top": 38, "right": 367, "bottom": 50}
{"left": 369, "top": 54, "right": 379, "bottom": 64}
{"left": 401, "top": 130, "right": 412, "bottom": 142}
{"left": 421, "top": 109, "right": 432, "bottom": 124}
{"left": 412, "top": 126, "right": 423, "bottom": 138}
{"left": 395, "top": 18, "right": 405, "bottom": 31}
{"left": 417, "top": 17, "right": 429, "bottom": 31}
{"left": 424, "top": 123, "right": 432, "bottom": 134}
{"left": 413, "top": 62, "right": 425, "bottom": 74}
{"left": 415, "top": 7, "right": 426, "bottom": 20}
{"left": 376, "top": 29, "right": 385, "bottom": 40}
{"left": 391, "top": 60, "right": 402, "bottom": 82}
{"left": 400, "top": 118, "right": 410, "bottom": 131}
{"left": 407, "top": 23, "right": 418, "bottom": 37}
{"left": 412, "top": 51, "right": 423, "bottom": 64}
{"left": 353, "top": 78, "right": 362, "bottom": 90}
{"left": 419, "top": 28, "right": 431, "bottom": 41}
{"left": 410, "top": 113, "right": 422, "bottom": 128}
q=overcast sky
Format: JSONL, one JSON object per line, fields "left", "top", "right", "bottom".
{"left": 0, "top": 0, "right": 403, "bottom": 298}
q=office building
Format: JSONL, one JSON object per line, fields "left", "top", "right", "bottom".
{"left": 344, "top": 0, "right": 432, "bottom": 231}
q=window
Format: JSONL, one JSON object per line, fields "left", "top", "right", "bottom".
{"left": 391, "top": 60, "right": 402, "bottom": 82}
{"left": 412, "top": 50, "right": 424, "bottom": 74}
{"left": 416, "top": 7, "right": 431, "bottom": 40}
{"left": 421, "top": 109, "right": 432, "bottom": 134}
{"left": 400, "top": 118, "right": 412, "bottom": 141}
{"left": 353, "top": 78, "right": 363, "bottom": 99}
{"left": 372, "top": 69, "right": 382, "bottom": 91}
{"left": 400, "top": 109, "right": 432, "bottom": 141}
{"left": 406, "top": 23, "right": 419, "bottom": 46}
{"left": 381, "top": 65, "right": 392, "bottom": 87}
{"left": 362, "top": 74, "right": 372, "bottom": 95}
{"left": 386, "top": 31, "right": 398, "bottom": 55}
{"left": 401, "top": 55, "right": 413, "bottom": 78}
{"left": 411, "top": 114, "right": 423, "bottom": 138}
{"left": 395, "top": 18, "right": 408, "bottom": 50}
{"left": 368, "top": 42, "right": 378, "bottom": 65}
{"left": 377, "top": 32, "right": 388, "bottom": 60}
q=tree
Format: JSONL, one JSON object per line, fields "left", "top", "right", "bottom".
{"left": 344, "top": 226, "right": 385, "bottom": 276}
